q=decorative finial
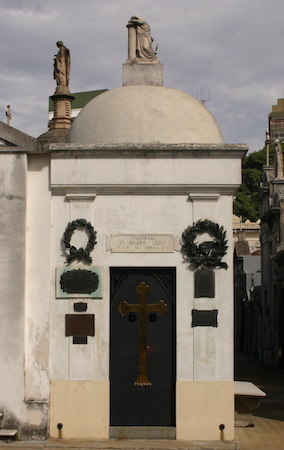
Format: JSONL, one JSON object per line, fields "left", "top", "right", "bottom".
{"left": 5, "top": 104, "right": 11, "bottom": 126}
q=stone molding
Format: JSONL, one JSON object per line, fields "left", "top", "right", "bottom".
{"left": 48, "top": 142, "right": 248, "bottom": 159}
{"left": 51, "top": 183, "right": 240, "bottom": 196}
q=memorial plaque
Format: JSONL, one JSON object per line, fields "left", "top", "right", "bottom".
{"left": 74, "top": 302, "right": 88, "bottom": 312}
{"left": 195, "top": 268, "right": 215, "bottom": 298}
{"left": 56, "top": 266, "right": 103, "bottom": 299}
{"left": 73, "top": 336, "right": 88, "bottom": 345}
{"left": 60, "top": 269, "right": 99, "bottom": 294}
{"left": 191, "top": 309, "right": 218, "bottom": 327}
{"left": 106, "top": 234, "right": 179, "bottom": 253}
{"left": 65, "top": 314, "right": 95, "bottom": 336}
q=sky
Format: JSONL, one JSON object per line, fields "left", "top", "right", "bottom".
{"left": 1, "top": 0, "right": 284, "bottom": 153}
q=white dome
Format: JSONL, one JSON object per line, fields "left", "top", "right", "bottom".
{"left": 67, "top": 85, "right": 224, "bottom": 144}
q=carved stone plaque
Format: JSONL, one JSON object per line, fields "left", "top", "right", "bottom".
{"left": 106, "top": 234, "right": 179, "bottom": 253}
{"left": 65, "top": 314, "right": 95, "bottom": 336}
{"left": 195, "top": 268, "right": 215, "bottom": 298}
{"left": 191, "top": 309, "right": 218, "bottom": 327}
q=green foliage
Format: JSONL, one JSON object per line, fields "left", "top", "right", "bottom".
{"left": 233, "top": 144, "right": 282, "bottom": 222}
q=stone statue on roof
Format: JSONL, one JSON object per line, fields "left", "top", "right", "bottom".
{"left": 53, "top": 41, "right": 71, "bottom": 94}
{"left": 274, "top": 139, "right": 284, "bottom": 179}
{"left": 127, "top": 15, "right": 158, "bottom": 63}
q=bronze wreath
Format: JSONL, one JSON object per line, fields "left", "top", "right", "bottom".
{"left": 181, "top": 219, "right": 228, "bottom": 269}
{"left": 62, "top": 218, "right": 97, "bottom": 264}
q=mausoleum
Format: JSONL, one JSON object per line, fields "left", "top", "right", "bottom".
{"left": 0, "top": 15, "right": 247, "bottom": 443}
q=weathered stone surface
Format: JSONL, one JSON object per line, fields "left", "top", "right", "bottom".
{"left": 123, "top": 63, "right": 163, "bottom": 86}
{"left": 66, "top": 86, "right": 224, "bottom": 145}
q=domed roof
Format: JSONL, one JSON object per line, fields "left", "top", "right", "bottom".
{"left": 66, "top": 85, "right": 224, "bottom": 144}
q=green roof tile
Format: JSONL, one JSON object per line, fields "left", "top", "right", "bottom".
{"left": 49, "top": 89, "right": 108, "bottom": 112}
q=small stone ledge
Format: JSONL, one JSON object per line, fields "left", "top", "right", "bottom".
{"left": 0, "top": 429, "right": 17, "bottom": 437}
{"left": 234, "top": 381, "right": 266, "bottom": 428}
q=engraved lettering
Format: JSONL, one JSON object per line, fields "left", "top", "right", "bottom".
{"left": 108, "top": 234, "right": 176, "bottom": 253}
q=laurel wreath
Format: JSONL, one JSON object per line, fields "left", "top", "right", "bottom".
{"left": 62, "top": 218, "right": 97, "bottom": 264}
{"left": 181, "top": 219, "right": 228, "bottom": 269}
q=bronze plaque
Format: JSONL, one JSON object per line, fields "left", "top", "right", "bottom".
{"left": 73, "top": 336, "right": 88, "bottom": 344}
{"left": 74, "top": 302, "right": 88, "bottom": 312}
{"left": 65, "top": 314, "right": 95, "bottom": 336}
{"left": 60, "top": 269, "right": 99, "bottom": 294}
{"left": 191, "top": 309, "right": 218, "bottom": 327}
{"left": 195, "top": 268, "right": 215, "bottom": 298}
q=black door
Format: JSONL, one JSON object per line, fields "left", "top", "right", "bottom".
{"left": 110, "top": 267, "right": 176, "bottom": 426}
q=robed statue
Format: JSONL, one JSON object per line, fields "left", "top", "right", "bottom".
{"left": 53, "top": 41, "right": 70, "bottom": 93}
{"left": 274, "top": 139, "right": 284, "bottom": 179}
{"left": 127, "top": 15, "right": 158, "bottom": 62}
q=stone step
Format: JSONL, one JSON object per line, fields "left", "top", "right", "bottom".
{"left": 0, "top": 429, "right": 18, "bottom": 437}
{"left": 0, "top": 441, "right": 237, "bottom": 450}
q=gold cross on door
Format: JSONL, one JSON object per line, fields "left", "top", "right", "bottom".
{"left": 118, "top": 281, "right": 168, "bottom": 386}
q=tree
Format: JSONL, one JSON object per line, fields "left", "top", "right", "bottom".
{"left": 233, "top": 145, "right": 276, "bottom": 222}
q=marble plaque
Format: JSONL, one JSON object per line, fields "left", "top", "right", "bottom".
{"left": 106, "top": 234, "right": 179, "bottom": 253}
{"left": 195, "top": 268, "right": 215, "bottom": 298}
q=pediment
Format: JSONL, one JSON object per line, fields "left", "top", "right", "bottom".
{"left": 0, "top": 137, "right": 16, "bottom": 147}
{"left": 0, "top": 121, "right": 37, "bottom": 152}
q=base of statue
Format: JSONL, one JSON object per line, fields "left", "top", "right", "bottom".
{"left": 123, "top": 62, "right": 163, "bottom": 86}
{"left": 49, "top": 91, "right": 75, "bottom": 131}
{"left": 54, "top": 85, "right": 71, "bottom": 95}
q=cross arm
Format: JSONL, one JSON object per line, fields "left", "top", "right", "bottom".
{"left": 118, "top": 301, "right": 140, "bottom": 315}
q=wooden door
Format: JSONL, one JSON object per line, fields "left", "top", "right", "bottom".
{"left": 110, "top": 267, "right": 176, "bottom": 426}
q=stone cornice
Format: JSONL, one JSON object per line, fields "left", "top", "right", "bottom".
{"left": 47, "top": 142, "right": 248, "bottom": 159}
{"left": 50, "top": 183, "right": 240, "bottom": 196}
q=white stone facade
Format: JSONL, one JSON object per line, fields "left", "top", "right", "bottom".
{"left": 0, "top": 120, "right": 246, "bottom": 440}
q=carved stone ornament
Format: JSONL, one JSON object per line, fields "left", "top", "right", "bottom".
{"left": 62, "top": 219, "right": 97, "bottom": 264}
{"left": 274, "top": 139, "right": 284, "bottom": 180}
{"left": 53, "top": 41, "right": 71, "bottom": 94}
{"left": 181, "top": 219, "right": 228, "bottom": 269}
{"left": 127, "top": 14, "right": 158, "bottom": 63}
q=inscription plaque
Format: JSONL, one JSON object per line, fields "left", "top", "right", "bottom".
{"left": 56, "top": 266, "right": 103, "bottom": 298}
{"left": 73, "top": 336, "right": 88, "bottom": 345}
{"left": 74, "top": 302, "right": 88, "bottom": 312}
{"left": 107, "top": 234, "right": 179, "bottom": 253}
{"left": 191, "top": 309, "right": 218, "bottom": 327}
{"left": 195, "top": 268, "right": 215, "bottom": 298}
{"left": 60, "top": 269, "right": 99, "bottom": 294}
{"left": 65, "top": 314, "right": 95, "bottom": 336}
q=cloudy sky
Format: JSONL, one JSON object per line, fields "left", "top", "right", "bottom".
{"left": 1, "top": 0, "right": 283, "bottom": 152}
